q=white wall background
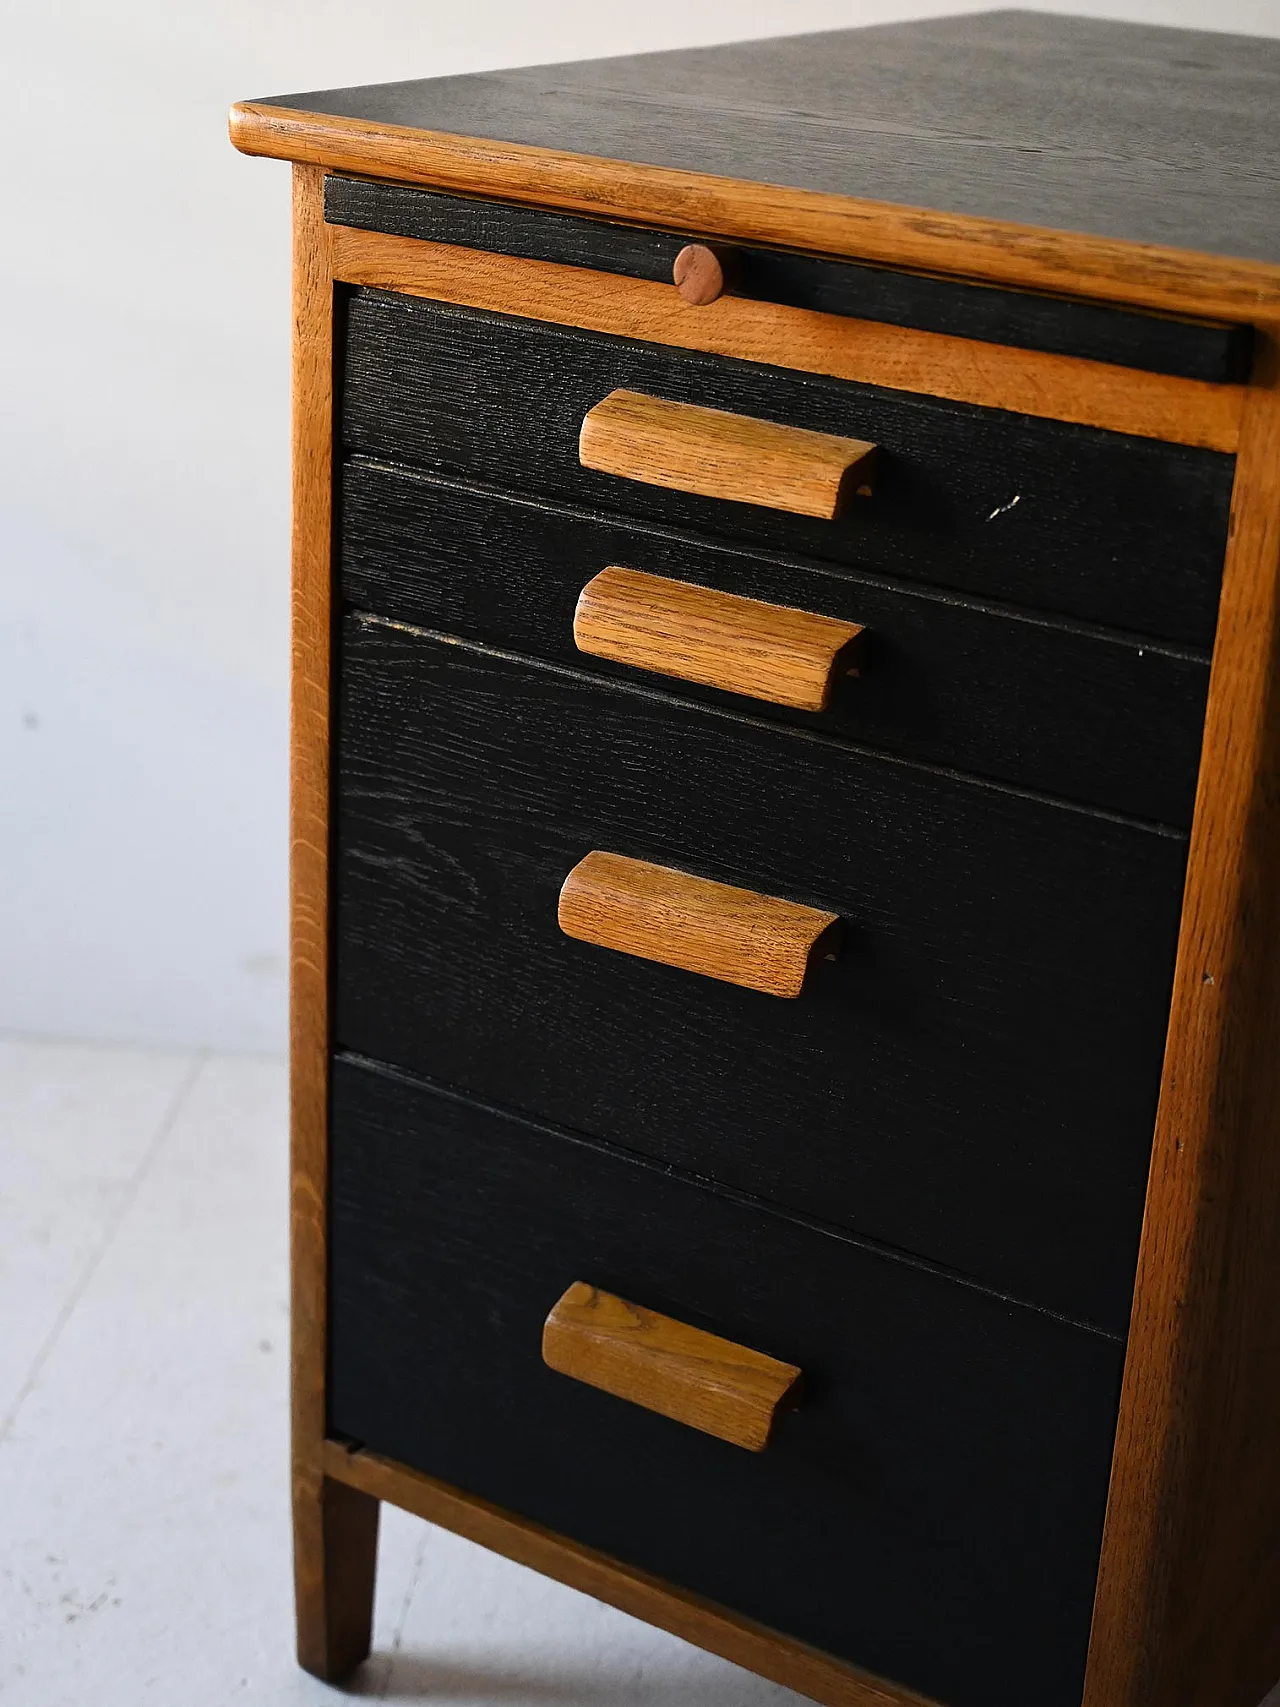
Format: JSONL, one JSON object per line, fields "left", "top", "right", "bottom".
{"left": 3, "top": 0, "right": 1278, "bottom": 1053}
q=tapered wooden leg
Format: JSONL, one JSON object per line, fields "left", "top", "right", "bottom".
{"left": 288, "top": 160, "right": 377, "bottom": 1686}
{"left": 294, "top": 1469, "right": 380, "bottom": 1679}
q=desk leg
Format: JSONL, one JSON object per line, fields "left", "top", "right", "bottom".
{"left": 295, "top": 1469, "right": 380, "bottom": 1679}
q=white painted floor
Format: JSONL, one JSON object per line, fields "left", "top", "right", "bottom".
{"left": 0, "top": 1038, "right": 805, "bottom": 1706}
{"left": 3, "top": 1037, "right": 1276, "bottom": 1707}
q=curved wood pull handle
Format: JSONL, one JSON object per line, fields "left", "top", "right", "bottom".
{"left": 543, "top": 1282, "right": 802, "bottom": 1452}
{"left": 557, "top": 851, "right": 840, "bottom": 999}
{"left": 574, "top": 567, "right": 864, "bottom": 712}
{"left": 579, "top": 390, "right": 877, "bottom": 520}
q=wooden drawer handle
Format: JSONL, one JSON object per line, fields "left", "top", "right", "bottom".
{"left": 672, "top": 243, "right": 737, "bottom": 305}
{"left": 574, "top": 566, "right": 864, "bottom": 712}
{"left": 579, "top": 389, "right": 877, "bottom": 520}
{"left": 557, "top": 851, "right": 840, "bottom": 999}
{"left": 543, "top": 1282, "right": 802, "bottom": 1452}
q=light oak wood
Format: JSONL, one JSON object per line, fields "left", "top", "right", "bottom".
{"left": 1083, "top": 330, "right": 1280, "bottom": 1707}
{"left": 579, "top": 389, "right": 876, "bottom": 519}
{"left": 288, "top": 162, "right": 380, "bottom": 1682}
{"left": 673, "top": 242, "right": 731, "bottom": 305}
{"left": 558, "top": 851, "right": 840, "bottom": 999}
{"left": 228, "top": 102, "right": 1280, "bottom": 325}
{"left": 325, "top": 225, "right": 1243, "bottom": 452}
{"left": 542, "top": 1281, "right": 803, "bottom": 1451}
{"left": 321, "top": 1441, "right": 941, "bottom": 1707}
{"left": 574, "top": 566, "right": 863, "bottom": 710}
{"left": 295, "top": 1476, "right": 379, "bottom": 1680}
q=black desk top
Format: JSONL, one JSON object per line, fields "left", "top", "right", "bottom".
{"left": 258, "top": 11, "right": 1280, "bottom": 265}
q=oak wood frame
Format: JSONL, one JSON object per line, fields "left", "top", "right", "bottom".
{"left": 290, "top": 162, "right": 382, "bottom": 1679}
{"left": 320, "top": 1440, "right": 940, "bottom": 1707}
{"left": 326, "top": 223, "right": 1244, "bottom": 452}
{"left": 286, "top": 159, "right": 1280, "bottom": 1707}
{"left": 1081, "top": 335, "right": 1280, "bottom": 1707}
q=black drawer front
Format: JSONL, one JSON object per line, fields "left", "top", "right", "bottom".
{"left": 339, "top": 289, "right": 1234, "bottom": 647}
{"left": 341, "top": 457, "right": 1210, "bottom": 827}
{"left": 334, "top": 615, "right": 1188, "bottom": 1334}
{"left": 329, "top": 1054, "right": 1123, "bottom": 1707}
{"left": 326, "top": 175, "right": 1252, "bottom": 383}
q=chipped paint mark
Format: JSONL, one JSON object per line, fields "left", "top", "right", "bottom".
{"left": 987, "top": 494, "right": 1022, "bottom": 521}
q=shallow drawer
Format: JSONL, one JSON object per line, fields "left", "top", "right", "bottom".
{"left": 339, "top": 288, "right": 1234, "bottom": 646}
{"left": 341, "top": 457, "right": 1210, "bottom": 826}
{"left": 333, "top": 614, "right": 1188, "bottom": 1333}
{"left": 329, "top": 1054, "right": 1124, "bottom": 1707}
{"left": 325, "top": 174, "right": 1253, "bottom": 383}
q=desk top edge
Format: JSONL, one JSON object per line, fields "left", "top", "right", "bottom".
{"left": 231, "top": 12, "right": 1280, "bottom": 321}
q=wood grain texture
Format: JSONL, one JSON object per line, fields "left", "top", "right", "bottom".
{"left": 573, "top": 566, "right": 863, "bottom": 713}
{"left": 321, "top": 176, "right": 1253, "bottom": 386}
{"left": 229, "top": 13, "right": 1280, "bottom": 319}
{"left": 288, "top": 163, "right": 379, "bottom": 1678}
{"left": 579, "top": 389, "right": 876, "bottom": 520}
{"left": 339, "top": 292, "right": 1235, "bottom": 647}
{"left": 333, "top": 617, "right": 1190, "bottom": 1333}
{"left": 1083, "top": 337, "right": 1280, "bottom": 1707}
{"left": 294, "top": 1475, "right": 379, "bottom": 1681}
{"left": 327, "top": 1055, "right": 1124, "bottom": 1707}
{"left": 330, "top": 228, "right": 1244, "bottom": 454}
{"left": 341, "top": 462, "right": 1212, "bottom": 827}
{"left": 542, "top": 1282, "right": 803, "bottom": 1451}
{"left": 233, "top": 100, "right": 1280, "bottom": 326}
{"left": 321, "top": 1443, "right": 941, "bottom": 1707}
{"left": 558, "top": 850, "right": 840, "bottom": 1000}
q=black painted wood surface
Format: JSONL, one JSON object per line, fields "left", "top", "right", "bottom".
{"left": 341, "top": 458, "right": 1210, "bottom": 827}
{"left": 333, "top": 615, "right": 1190, "bottom": 1334}
{"left": 324, "top": 175, "right": 1251, "bottom": 384}
{"left": 339, "top": 290, "right": 1234, "bottom": 648}
{"left": 329, "top": 1053, "right": 1124, "bottom": 1707}
{"left": 265, "top": 12, "right": 1280, "bottom": 265}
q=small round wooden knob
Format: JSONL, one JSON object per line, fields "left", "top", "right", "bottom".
{"left": 673, "top": 244, "right": 727, "bottom": 306}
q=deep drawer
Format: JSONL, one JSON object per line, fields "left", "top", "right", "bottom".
{"left": 341, "top": 457, "right": 1211, "bottom": 826}
{"left": 329, "top": 1053, "right": 1124, "bottom": 1707}
{"left": 333, "top": 614, "right": 1189, "bottom": 1334}
{"left": 339, "top": 288, "right": 1234, "bottom": 646}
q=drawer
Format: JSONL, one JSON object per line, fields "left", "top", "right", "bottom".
{"left": 326, "top": 174, "right": 1254, "bottom": 383}
{"left": 334, "top": 614, "right": 1189, "bottom": 1333}
{"left": 329, "top": 1053, "right": 1125, "bottom": 1707}
{"left": 339, "top": 288, "right": 1235, "bottom": 646}
{"left": 341, "top": 457, "right": 1211, "bottom": 826}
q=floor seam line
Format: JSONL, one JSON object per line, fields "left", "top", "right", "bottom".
{"left": 0, "top": 1050, "right": 209, "bottom": 1447}
{"left": 380, "top": 1524, "right": 433, "bottom": 1696}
